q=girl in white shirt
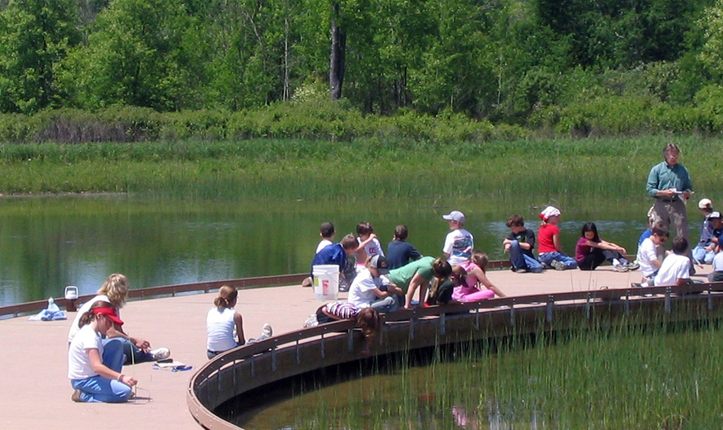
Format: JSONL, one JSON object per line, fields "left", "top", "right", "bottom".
{"left": 67, "top": 301, "right": 137, "bottom": 403}
{"left": 206, "top": 286, "right": 272, "bottom": 359}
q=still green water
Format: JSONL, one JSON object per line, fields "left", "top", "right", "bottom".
{"left": 230, "top": 323, "right": 723, "bottom": 429}
{"left": 0, "top": 193, "right": 708, "bottom": 307}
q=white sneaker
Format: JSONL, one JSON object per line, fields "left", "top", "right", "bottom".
{"left": 613, "top": 264, "right": 629, "bottom": 272}
{"left": 550, "top": 260, "right": 566, "bottom": 271}
{"left": 262, "top": 323, "right": 273, "bottom": 338}
{"left": 150, "top": 347, "right": 170, "bottom": 361}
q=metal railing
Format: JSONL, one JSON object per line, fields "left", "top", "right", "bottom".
{"left": 0, "top": 273, "right": 307, "bottom": 319}
{"left": 187, "top": 281, "right": 723, "bottom": 430}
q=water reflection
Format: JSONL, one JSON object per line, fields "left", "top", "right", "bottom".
{"left": 0, "top": 195, "right": 664, "bottom": 306}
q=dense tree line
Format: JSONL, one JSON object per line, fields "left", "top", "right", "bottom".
{"left": 1, "top": 0, "right": 723, "bottom": 132}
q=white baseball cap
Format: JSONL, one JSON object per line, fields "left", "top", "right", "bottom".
{"left": 442, "top": 210, "right": 465, "bottom": 224}
{"left": 698, "top": 198, "right": 713, "bottom": 209}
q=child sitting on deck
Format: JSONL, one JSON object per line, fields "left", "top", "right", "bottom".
{"left": 654, "top": 236, "right": 692, "bottom": 287}
{"left": 635, "top": 226, "right": 668, "bottom": 287}
{"left": 354, "top": 222, "right": 385, "bottom": 272}
{"left": 537, "top": 206, "right": 577, "bottom": 271}
{"left": 386, "top": 225, "right": 422, "bottom": 269}
{"left": 424, "top": 259, "right": 455, "bottom": 306}
{"left": 503, "top": 214, "right": 543, "bottom": 273}
{"left": 206, "top": 286, "right": 273, "bottom": 359}
{"left": 316, "top": 222, "right": 335, "bottom": 254}
{"left": 708, "top": 245, "right": 723, "bottom": 283}
{"left": 68, "top": 301, "right": 137, "bottom": 403}
{"left": 348, "top": 255, "right": 404, "bottom": 313}
{"left": 303, "top": 233, "right": 359, "bottom": 289}
{"left": 452, "top": 250, "right": 506, "bottom": 302}
{"left": 575, "top": 222, "right": 637, "bottom": 272}
{"left": 442, "top": 210, "right": 474, "bottom": 266}
{"left": 692, "top": 199, "right": 715, "bottom": 264}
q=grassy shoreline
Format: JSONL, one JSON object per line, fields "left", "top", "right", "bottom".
{"left": 0, "top": 136, "right": 720, "bottom": 200}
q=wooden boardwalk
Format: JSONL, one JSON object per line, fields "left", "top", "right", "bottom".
{"left": 0, "top": 265, "right": 713, "bottom": 430}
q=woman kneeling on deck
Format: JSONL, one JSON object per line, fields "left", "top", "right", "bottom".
{"left": 68, "top": 301, "right": 137, "bottom": 403}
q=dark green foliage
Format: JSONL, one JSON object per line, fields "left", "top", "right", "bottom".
{"left": 0, "top": 0, "right": 722, "bottom": 132}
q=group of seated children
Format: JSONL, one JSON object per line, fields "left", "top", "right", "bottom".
{"left": 635, "top": 198, "right": 723, "bottom": 287}
{"left": 500, "top": 206, "right": 637, "bottom": 274}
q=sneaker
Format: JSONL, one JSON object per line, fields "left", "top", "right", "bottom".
{"left": 625, "top": 261, "right": 640, "bottom": 271}
{"left": 262, "top": 323, "right": 273, "bottom": 338}
{"left": 515, "top": 268, "right": 527, "bottom": 274}
{"left": 150, "top": 347, "right": 171, "bottom": 361}
{"left": 631, "top": 282, "right": 643, "bottom": 288}
{"left": 71, "top": 389, "right": 83, "bottom": 403}
{"left": 550, "top": 260, "right": 566, "bottom": 271}
{"left": 613, "top": 264, "right": 629, "bottom": 272}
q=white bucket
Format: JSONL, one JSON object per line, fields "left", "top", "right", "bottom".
{"left": 64, "top": 286, "right": 78, "bottom": 300}
{"left": 312, "top": 264, "right": 339, "bottom": 301}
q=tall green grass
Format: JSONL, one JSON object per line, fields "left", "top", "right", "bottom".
{"left": 0, "top": 136, "right": 721, "bottom": 203}
{"left": 237, "top": 316, "right": 723, "bottom": 429}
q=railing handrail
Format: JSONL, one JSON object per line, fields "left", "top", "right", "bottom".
{"left": 0, "top": 273, "right": 308, "bottom": 319}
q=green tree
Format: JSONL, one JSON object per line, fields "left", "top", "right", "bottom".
{"left": 59, "top": 0, "right": 206, "bottom": 111}
{"left": 0, "top": 0, "right": 80, "bottom": 113}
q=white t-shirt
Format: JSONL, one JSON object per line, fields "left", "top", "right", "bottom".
{"left": 68, "top": 324, "right": 102, "bottom": 380}
{"left": 356, "top": 237, "right": 384, "bottom": 260}
{"left": 206, "top": 307, "right": 238, "bottom": 352}
{"left": 443, "top": 228, "right": 474, "bottom": 266}
{"left": 68, "top": 295, "right": 113, "bottom": 343}
{"left": 636, "top": 237, "right": 660, "bottom": 278}
{"left": 348, "top": 269, "right": 389, "bottom": 307}
{"left": 654, "top": 253, "right": 690, "bottom": 287}
{"left": 712, "top": 251, "right": 723, "bottom": 272}
{"left": 315, "top": 239, "right": 333, "bottom": 254}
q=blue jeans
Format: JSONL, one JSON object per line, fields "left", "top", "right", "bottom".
{"left": 111, "top": 337, "right": 154, "bottom": 365}
{"left": 692, "top": 245, "right": 715, "bottom": 264}
{"left": 370, "top": 295, "right": 402, "bottom": 313}
{"left": 508, "top": 241, "right": 543, "bottom": 273}
{"left": 538, "top": 251, "right": 578, "bottom": 269}
{"left": 71, "top": 339, "right": 133, "bottom": 403}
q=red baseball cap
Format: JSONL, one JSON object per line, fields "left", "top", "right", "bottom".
{"left": 92, "top": 306, "right": 124, "bottom": 326}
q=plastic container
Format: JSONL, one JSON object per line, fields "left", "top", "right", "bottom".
{"left": 64, "top": 286, "right": 79, "bottom": 312}
{"left": 312, "top": 264, "right": 339, "bottom": 301}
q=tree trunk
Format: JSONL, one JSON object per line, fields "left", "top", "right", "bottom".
{"left": 329, "top": 2, "right": 346, "bottom": 101}
{"left": 283, "top": 0, "right": 291, "bottom": 101}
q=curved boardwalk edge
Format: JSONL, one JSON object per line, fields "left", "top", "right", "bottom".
{"left": 188, "top": 282, "right": 723, "bottom": 430}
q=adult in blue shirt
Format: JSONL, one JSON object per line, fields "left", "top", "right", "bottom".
{"left": 646, "top": 143, "right": 693, "bottom": 248}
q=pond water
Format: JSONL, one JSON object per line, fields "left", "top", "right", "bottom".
{"left": 225, "top": 324, "right": 723, "bottom": 429}
{"left": 0, "top": 194, "right": 701, "bottom": 307}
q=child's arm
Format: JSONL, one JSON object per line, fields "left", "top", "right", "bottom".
{"left": 106, "top": 323, "right": 151, "bottom": 352}
{"left": 234, "top": 311, "right": 245, "bottom": 345}
{"left": 599, "top": 240, "right": 626, "bottom": 254}
{"left": 404, "top": 274, "right": 429, "bottom": 309}
{"left": 356, "top": 234, "right": 377, "bottom": 250}
{"left": 88, "top": 348, "right": 138, "bottom": 386}
{"left": 585, "top": 239, "right": 625, "bottom": 254}
{"left": 373, "top": 284, "right": 403, "bottom": 299}
{"left": 471, "top": 267, "right": 506, "bottom": 297}
{"left": 552, "top": 232, "right": 564, "bottom": 253}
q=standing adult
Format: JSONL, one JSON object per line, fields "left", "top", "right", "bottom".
{"left": 646, "top": 143, "right": 693, "bottom": 249}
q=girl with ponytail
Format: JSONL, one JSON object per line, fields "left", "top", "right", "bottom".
{"left": 206, "top": 286, "right": 272, "bottom": 359}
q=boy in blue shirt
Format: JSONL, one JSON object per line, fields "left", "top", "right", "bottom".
{"left": 387, "top": 225, "right": 422, "bottom": 270}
